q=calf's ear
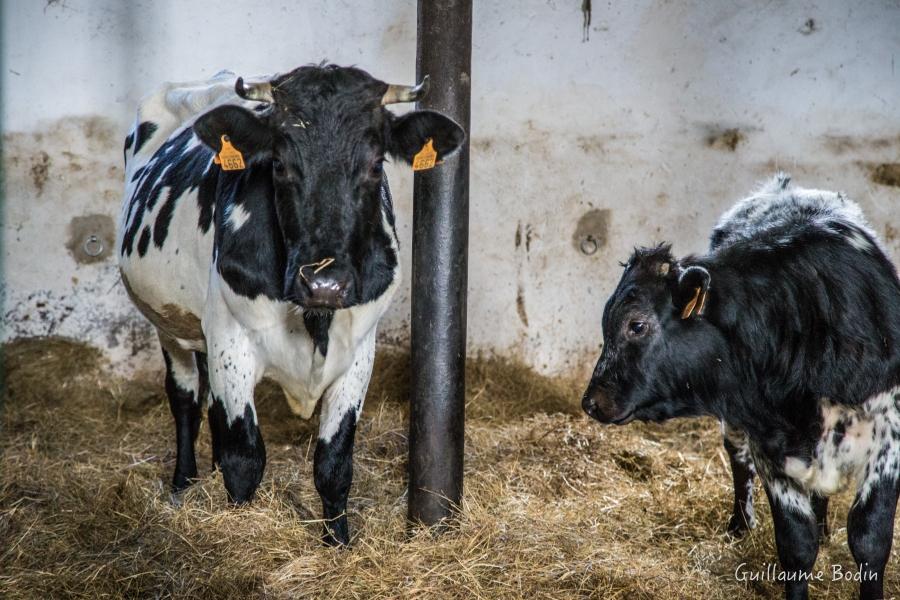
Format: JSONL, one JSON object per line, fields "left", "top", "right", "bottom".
{"left": 673, "top": 266, "right": 711, "bottom": 319}
{"left": 388, "top": 110, "right": 466, "bottom": 165}
{"left": 193, "top": 105, "right": 271, "bottom": 159}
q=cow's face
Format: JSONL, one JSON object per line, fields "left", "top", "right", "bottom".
{"left": 193, "top": 65, "right": 465, "bottom": 309}
{"left": 582, "top": 245, "right": 728, "bottom": 425}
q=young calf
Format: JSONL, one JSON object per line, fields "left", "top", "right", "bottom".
{"left": 582, "top": 175, "right": 900, "bottom": 600}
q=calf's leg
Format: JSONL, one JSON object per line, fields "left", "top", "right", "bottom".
{"left": 811, "top": 494, "right": 829, "bottom": 542}
{"left": 722, "top": 424, "right": 756, "bottom": 536}
{"left": 764, "top": 480, "right": 819, "bottom": 600}
{"left": 160, "top": 336, "right": 203, "bottom": 493}
{"left": 314, "top": 330, "right": 376, "bottom": 546}
{"left": 847, "top": 476, "right": 900, "bottom": 600}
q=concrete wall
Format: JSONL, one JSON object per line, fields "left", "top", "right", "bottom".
{"left": 3, "top": 0, "right": 900, "bottom": 375}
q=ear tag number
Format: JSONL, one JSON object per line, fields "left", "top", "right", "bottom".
{"left": 214, "top": 135, "right": 245, "bottom": 171}
{"left": 412, "top": 138, "right": 438, "bottom": 171}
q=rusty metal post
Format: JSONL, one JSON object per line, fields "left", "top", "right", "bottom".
{"left": 407, "top": 0, "right": 472, "bottom": 527}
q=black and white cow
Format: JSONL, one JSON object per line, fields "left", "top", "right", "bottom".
{"left": 582, "top": 175, "right": 900, "bottom": 600}
{"left": 117, "top": 64, "right": 465, "bottom": 545}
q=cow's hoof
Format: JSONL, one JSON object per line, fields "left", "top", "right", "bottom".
{"left": 220, "top": 449, "right": 265, "bottom": 505}
{"left": 322, "top": 519, "right": 350, "bottom": 547}
{"left": 171, "top": 470, "right": 197, "bottom": 495}
{"left": 726, "top": 514, "right": 753, "bottom": 538}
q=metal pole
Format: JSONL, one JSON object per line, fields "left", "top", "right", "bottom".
{"left": 408, "top": 0, "right": 472, "bottom": 527}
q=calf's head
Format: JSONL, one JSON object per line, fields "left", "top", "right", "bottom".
{"left": 582, "top": 244, "right": 730, "bottom": 425}
{"left": 193, "top": 65, "right": 465, "bottom": 309}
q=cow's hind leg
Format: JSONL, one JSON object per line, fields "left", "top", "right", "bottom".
{"left": 314, "top": 330, "right": 376, "bottom": 546}
{"left": 160, "top": 335, "right": 203, "bottom": 493}
{"left": 722, "top": 423, "right": 756, "bottom": 536}
{"left": 847, "top": 476, "right": 900, "bottom": 600}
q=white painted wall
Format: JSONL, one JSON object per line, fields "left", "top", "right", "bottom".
{"left": 3, "top": 0, "right": 900, "bottom": 375}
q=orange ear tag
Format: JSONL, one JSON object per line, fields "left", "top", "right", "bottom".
{"left": 213, "top": 135, "right": 245, "bottom": 171}
{"left": 680, "top": 286, "right": 708, "bottom": 320}
{"left": 412, "top": 138, "right": 437, "bottom": 171}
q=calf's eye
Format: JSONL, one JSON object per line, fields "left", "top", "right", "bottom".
{"left": 628, "top": 321, "right": 647, "bottom": 336}
{"left": 272, "top": 159, "right": 285, "bottom": 174}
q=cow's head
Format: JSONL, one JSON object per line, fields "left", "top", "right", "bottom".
{"left": 582, "top": 244, "right": 732, "bottom": 425}
{"left": 193, "top": 64, "right": 465, "bottom": 309}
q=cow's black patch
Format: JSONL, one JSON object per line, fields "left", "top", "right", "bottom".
{"left": 121, "top": 128, "right": 218, "bottom": 256}
{"left": 303, "top": 311, "right": 333, "bottom": 356}
{"left": 137, "top": 226, "right": 151, "bottom": 256}
{"left": 213, "top": 168, "right": 285, "bottom": 300}
{"left": 131, "top": 165, "right": 146, "bottom": 183}
{"left": 314, "top": 408, "right": 357, "bottom": 546}
{"left": 123, "top": 131, "right": 134, "bottom": 164}
{"left": 162, "top": 349, "right": 202, "bottom": 493}
{"left": 847, "top": 476, "right": 900, "bottom": 598}
{"left": 831, "top": 419, "right": 847, "bottom": 446}
{"left": 133, "top": 121, "right": 159, "bottom": 154}
{"left": 208, "top": 399, "right": 266, "bottom": 504}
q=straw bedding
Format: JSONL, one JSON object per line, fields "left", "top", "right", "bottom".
{"left": 1, "top": 337, "right": 896, "bottom": 599}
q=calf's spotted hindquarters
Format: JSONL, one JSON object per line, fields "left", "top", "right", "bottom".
{"left": 582, "top": 175, "right": 900, "bottom": 600}
{"left": 117, "top": 65, "right": 464, "bottom": 545}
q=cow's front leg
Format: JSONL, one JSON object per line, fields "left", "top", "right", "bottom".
{"left": 847, "top": 476, "right": 900, "bottom": 600}
{"left": 722, "top": 423, "right": 756, "bottom": 536}
{"left": 205, "top": 332, "right": 265, "bottom": 505}
{"left": 764, "top": 480, "right": 819, "bottom": 600}
{"left": 314, "top": 330, "right": 376, "bottom": 546}
{"left": 159, "top": 335, "right": 203, "bottom": 493}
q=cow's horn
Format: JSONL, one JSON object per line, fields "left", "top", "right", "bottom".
{"left": 381, "top": 75, "right": 430, "bottom": 105}
{"left": 235, "top": 77, "right": 274, "bottom": 103}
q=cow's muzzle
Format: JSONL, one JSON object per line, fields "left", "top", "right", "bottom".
{"left": 294, "top": 261, "right": 354, "bottom": 310}
{"left": 582, "top": 385, "right": 633, "bottom": 425}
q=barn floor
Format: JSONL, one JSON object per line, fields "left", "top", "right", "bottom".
{"left": 1, "top": 338, "right": 897, "bottom": 599}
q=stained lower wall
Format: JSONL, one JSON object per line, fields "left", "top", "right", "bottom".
{"left": 3, "top": 0, "right": 900, "bottom": 375}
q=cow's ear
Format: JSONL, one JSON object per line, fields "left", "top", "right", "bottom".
{"left": 672, "top": 266, "right": 711, "bottom": 319}
{"left": 193, "top": 105, "right": 270, "bottom": 159}
{"left": 388, "top": 110, "right": 466, "bottom": 165}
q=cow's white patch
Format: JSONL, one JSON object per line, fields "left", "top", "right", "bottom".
{"left": 225, "top": 203, "right": 251, "bottom": 231}
{"left": 159, "top": 335, "right": 201, "bottom": 399}
{"left": 767, "top": 477, "right": 814, "bottom": 516}
{"left": 780, "top": 392, "right": 900, "bottom": 501}
{"left": 711, "top": 173, "right": 883, "bottom": 255}
{"left": 846, "top": 229, "right": 874, "bottom": 252}
{"left": 318, "top": 327, "right": 377, "bottom": 444}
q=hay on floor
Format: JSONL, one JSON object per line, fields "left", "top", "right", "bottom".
{"left": 1, "top": 337, "right": 894, "bottom": 599}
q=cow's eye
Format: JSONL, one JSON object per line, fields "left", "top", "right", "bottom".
{"left": 628, "top": 321, "right": 647, "bottom": 336}
{"left": 272, "top": 159, "right": 285, "bottom": 175}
